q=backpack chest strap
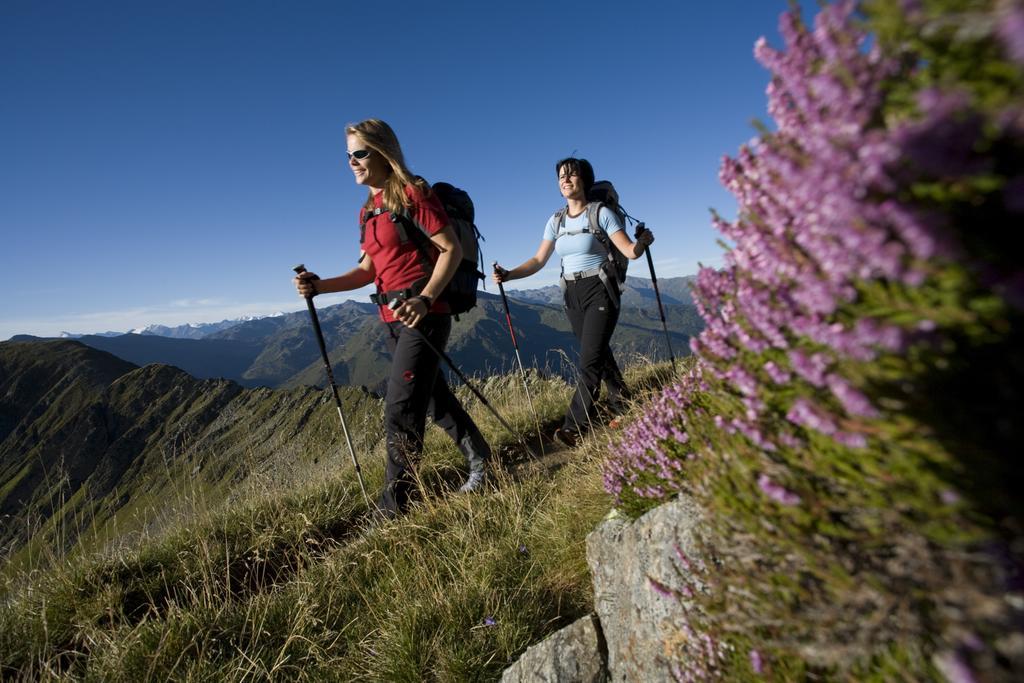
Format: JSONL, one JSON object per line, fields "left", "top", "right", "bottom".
{"left": 554, "top": 202, "right": 604, "bottom": 238}
{"left": 360, "top": 207, "right": 410, "bottom": 244}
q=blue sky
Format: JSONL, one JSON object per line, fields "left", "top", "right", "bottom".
{"left": 1, "top": 0, "right": 815, "bottom": 339}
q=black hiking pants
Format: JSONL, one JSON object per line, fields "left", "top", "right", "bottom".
{"left": 562, "top": 275, "right": 631, "bottom": 433}
{"left": 379, "top": 315, "right": 490, "bottom": 517}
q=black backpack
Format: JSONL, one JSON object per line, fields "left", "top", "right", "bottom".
{"left": 360, "top": 181, "right": 484, "bottom": 316}
{"left": 552, "top": 179, "right": 630, "bottom": 285}
{"left": 431, "top": 182, "right": 485, "bottom": 315}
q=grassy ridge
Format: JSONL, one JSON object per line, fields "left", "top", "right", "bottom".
{"left": 0, "top": 363, "right": 671, "bottom": 681}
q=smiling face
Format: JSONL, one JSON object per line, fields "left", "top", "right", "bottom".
{"left": 558, "top": 163, "right": 585, "bottom": 201}
{"left": 347, "top": 133, "right": 391, "bottom": 191}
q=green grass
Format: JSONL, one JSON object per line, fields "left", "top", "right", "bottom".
{"left": 0, "top": 361, "right": 675, "bottom": 681}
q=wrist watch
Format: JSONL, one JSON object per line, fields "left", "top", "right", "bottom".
{"left": 416, "top": 294, "right": 433, "bottom": 308}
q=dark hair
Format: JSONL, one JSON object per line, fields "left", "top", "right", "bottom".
{"left": 555, "top": 157, "right": 594, "bottom": 197}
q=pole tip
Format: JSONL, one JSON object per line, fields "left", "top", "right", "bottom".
{"left": 293, "top": 264, "right": 306, "bottom": 274}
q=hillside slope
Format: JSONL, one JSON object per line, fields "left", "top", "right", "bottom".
{"left": 0, "top": 340, "right": 382, "bottom": 574}
{"left": 0, "top": 350, "right": 646, "bottom": 681}
{"left": 0, "top": 341, "right": 137, "bottom": 445}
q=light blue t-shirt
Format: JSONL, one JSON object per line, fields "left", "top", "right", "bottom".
{"left": 542, "top": 205, "right": 624, "bottom": 274}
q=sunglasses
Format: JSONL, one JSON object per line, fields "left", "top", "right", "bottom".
{"left": 347, "top": 149, "right": 372, "bottom": 161}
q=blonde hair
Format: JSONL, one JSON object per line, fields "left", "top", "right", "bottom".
{"left": 345, "top": 119, "right": 429, "bottom": 213}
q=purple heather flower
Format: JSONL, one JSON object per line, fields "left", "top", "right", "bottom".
{"left": 997, "top": 0, "right": 1024, "bottom": 65}
{"left": 763, "top": 360, "right": 791, "bottom": 384}
{"left": 649, "top": 576, "right": 675, "bottom": 599}
{"left": 757, "top": 473, "right": 801, "bottom": 506}
{"left": 787, "top": 398, "right": 838, "bottom": 436}
{"left": 778, "top": 432, "right": 802, "bottom": 449}
{"left": 900, "top": 0, "right": 922, "bottom": 15}
{"left": 962, "top": 632, "right": 984, "bottom": 652}
{"left": 750, "top": 648, "right": 765, "bottom": 674}
{"left": 934, "top": 650, "right": 977, "bottom": 683}
{"left": 895, "top": 90, "right": 988, "bottom": 180}
{"left": 788, "top": 350, "right": 830, "bottom": 387}
{"left": 603, "top": 0, "right": 987, "bottom": 504}
{"left": 940, "top": 489, "right": 961, "bottom": 505}
{"left": 825, "top": 374, "right": 879, "bottom": 418}
{"left": 833, "top": 430, "right": 868, "bottom": 449}
{"left": 726, "top": 366, "right": 759, "bottom": 396}
{"left": 673, "top": 544, "right": 694, "bottom": 573}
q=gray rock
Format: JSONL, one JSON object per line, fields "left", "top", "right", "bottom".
{"left": 501, "top": 614, "right": 607, "bottom": 683}
{"left": 586, "top": 496, "right": 705, "bottom": 682}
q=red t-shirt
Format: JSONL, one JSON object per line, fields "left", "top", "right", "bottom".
{"left": 359, "top": 185, "right": 451, "bottom": 322}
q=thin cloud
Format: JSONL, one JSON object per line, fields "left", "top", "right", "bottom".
{"left": 169, "top": 298, "right": 231, "bottom": 308}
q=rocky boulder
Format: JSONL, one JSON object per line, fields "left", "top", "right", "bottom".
{"left": 501, "top": 614, "right": 606, "bottom": 683}
{"left": 500, "top": 495, "right": 706, "bottom": 682}
{"left": 586, "top": 495, "right": 705, "bottom": 682}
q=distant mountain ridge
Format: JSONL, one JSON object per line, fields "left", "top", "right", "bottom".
{"left": 51, "top": 313, "right": 287, "bottom": 341}
{"left": 506, "top": 275, "right": 695, "bottom": 308}
{"left": 8, "top": 277, "right": 702, "bottom": 393}
{"left": 28, "top": 277, "right": 694, "bottom": 342}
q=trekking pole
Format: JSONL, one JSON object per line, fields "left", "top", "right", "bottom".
{"left": 293, "top": 264, "right": 374, "bottom": 511}
{"left": 388, "top": 298, "right": 539, "bottom": 459}
{"left": 635, "top": 224, "right": 677, "bottom": 372}
{"left": 493, "top": 262, "right": 545, "bottom": 454}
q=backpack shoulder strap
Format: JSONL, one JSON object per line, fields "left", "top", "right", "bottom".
{"left": 390, "top": 209, "right": 436, "bottom": 275}
{"left": 554, "top": 205, "right": 601, "bottom": 239}
{"left": 586, "top": 202, "right": 604, "bottom": 234}
{"left": 552, "top": 207, "right": 569, "bottom": 239}
{"left": 360, "top": 207, "right": 411, "bottom": 244}
{"left": 586, "top": 202, "right": 611, "bottom": 253}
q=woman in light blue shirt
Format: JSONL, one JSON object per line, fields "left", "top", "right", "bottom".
{"left": 493, "top": 157, "right": 654, "bottom": 446}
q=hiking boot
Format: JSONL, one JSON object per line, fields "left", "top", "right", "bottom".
{"left": 554, "top": 427, "right": 580, "bottom": 448}
{"left": 459, "top": 467, "right": 488, "bottom": 493}
{"left": 457, "top": 433, "right": 490, "bottom": 493}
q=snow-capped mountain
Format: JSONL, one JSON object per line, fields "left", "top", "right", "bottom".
{"left": 131, "top": 313, "right": 285, "bottom": 339}
{"left": 59, "top": 330, "right": 124, "bottom": 339}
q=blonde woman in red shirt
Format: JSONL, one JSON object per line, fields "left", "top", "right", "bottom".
{"left": 294, "top": 119, "right": 490, "bottom": 518}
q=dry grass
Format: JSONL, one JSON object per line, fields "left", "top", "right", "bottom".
{"left": 0, "top": 360, "right": 677, "bottom": 681}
